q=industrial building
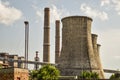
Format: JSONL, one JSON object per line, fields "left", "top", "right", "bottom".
{"left": 0, "top": 53, "right": 25, "bottom": 68}
{"left": 42, "top": 7, "right": 105, "bottom": 78}
{"left": 0, "top": 68, "right": 29, "bottom": 80}
{"left": 0, "top": 53, "right": 29, "bottom": 80}
{"left": 1, "top": 7, "right": 120, "bottom": 80}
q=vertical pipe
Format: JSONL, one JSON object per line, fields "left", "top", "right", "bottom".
{"left": 55, "top": 20, "right": 60, "bottom": 63}
{"left": 24, "top": 21, "right": 29, "bottom": 69}
{"left": 43, "top": 8, "right": 50, "bottom": 62}
{"left": 27, "top": 22, "right": 29, "bottom": 68}
{"left": 25, "top": 22, "right": 27, "bottom": 68}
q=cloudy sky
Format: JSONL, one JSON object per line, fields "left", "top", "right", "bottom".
{"left": 0, "top": 0, "right": 120, "bottom": 77}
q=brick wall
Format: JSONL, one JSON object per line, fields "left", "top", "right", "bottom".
{"left": 0, "top": 68, "right": 29, "bottom": 80}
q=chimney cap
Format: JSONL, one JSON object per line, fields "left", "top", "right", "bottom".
{"left": 61, "top": 16, "right": 93, "bottom": 22}
{"left": 97, "top": 44, "right": 101, "bottom": 46}
{"left": 24, "top": 21, "right": 29, "bottom": 24}
{"left": 36, "top": 51, "right": 39, "bottom": 53}
{"left": 56, "top": 20, "right": 60, "bottom": 23}
{"left": 92, "top": 34, "right": 98, "bottom": 37}
{"left": 44, "top": 7, "right": 50, "bottom": 11}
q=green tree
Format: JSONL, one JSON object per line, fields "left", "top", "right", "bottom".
{"left": 90, "top": 71, "right": 100, "bottom": 79}
{"left": 29, "top": 70, "right": 38, "bottom": 80}
{"left": 29, "top": 65, "right": 60, "bottom": 80}
{"left": 110, "top": 73, "right": 120, "bottom": 80}
{"left": 78, "top": 71, "right": 100, "bottom": 79}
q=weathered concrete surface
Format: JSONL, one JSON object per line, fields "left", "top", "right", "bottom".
{"left": 58, "top": 16, "right": 104, "bottom": 78}
{"left": 92, "top": 34, "right": 105, "bottom": 78}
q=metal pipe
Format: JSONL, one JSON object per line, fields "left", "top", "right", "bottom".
{"left": 24, "top": 21, "right": 29, "bottom": 69}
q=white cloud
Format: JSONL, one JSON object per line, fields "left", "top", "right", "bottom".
{"left": 80, "top": 3, "right": 108, "bottom": 21}
{"left": 112, "top": 0, "right": 120, "bottom": 15}
{"left": 50, "top": 5, "right": 60, "bottom": 23}
{"left": 100, "top": 0, "right": 120, "bottom": 15}
{"left": 32, "top": 5, "right": 43, "bottom": 23}
{"left": 101, "top": 0, "right": 110, "bottom": 6}
{"left": 36, "top": 11, "right": 42, "bottom": 17}
{"left": 32, "top": 4, "right": 70, "bottom": 23}
{"left": 0, "top": 1, "right": 22, "bottom": 26}
{"left": 50, "top": 5, "right": 70, "bottom": 23}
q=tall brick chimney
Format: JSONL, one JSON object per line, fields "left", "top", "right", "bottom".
{"left": 43, "top": 8, "right": 50, "bottom": 62}
{"left": 55, "top": 20, "right": 60, "bottom": 63}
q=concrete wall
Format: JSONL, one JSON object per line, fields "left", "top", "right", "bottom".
{"left": 92, "top": 34, "right": 105, "bottom": 78}
{"left": 14, "top": 68, "right": 29, "bottom": 80}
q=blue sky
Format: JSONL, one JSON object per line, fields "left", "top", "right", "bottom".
{"left": 0, "top": 0, "right": 120, "bottom": 77}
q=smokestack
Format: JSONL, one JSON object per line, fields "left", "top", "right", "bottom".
{"left": 24, "top": 21, "right": 29, "bottom": 69}
{"left": 34, "top": 51, "right": 39, "bottom": 70}
{"left": 55, "top": 20, "right": 60, "bottom": 63}
{"left": 36, "top": 51, "right": 39, "bottom": 57}
{"left": 97, "top": 44, "right": 101, "bottom": 54}
{"left": 43, "top": 7, "right": 50, "bottom": 62}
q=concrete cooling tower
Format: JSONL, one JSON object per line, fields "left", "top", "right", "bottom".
{"left": 58, "top": 16, "right": 104, "bottom": 78}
